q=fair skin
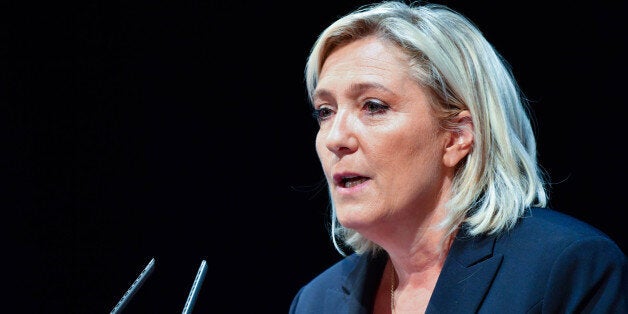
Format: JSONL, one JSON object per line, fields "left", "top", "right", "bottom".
{"left": 313, "top": 36, "right": 473, "bottom": 313}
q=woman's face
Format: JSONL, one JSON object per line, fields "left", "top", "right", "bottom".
{"left": 313, "top": 36, "right": 455, "bottom": 236}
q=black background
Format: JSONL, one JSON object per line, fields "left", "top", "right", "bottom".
{"left": 5, "top": 0, "right": 627, "bottom": 313}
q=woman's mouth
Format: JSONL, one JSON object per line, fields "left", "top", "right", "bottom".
{"left": 340, "top": 176, "right": 369, "bottom": 188}
{"left": 333, "top": 173, "right": 370, "bottom": 189}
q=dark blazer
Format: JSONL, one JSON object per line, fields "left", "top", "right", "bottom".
{"left": 289, "top": 207, "right": 627, "bottom": 313}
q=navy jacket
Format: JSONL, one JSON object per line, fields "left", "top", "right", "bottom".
{"left": 290, "top": 207, "right": 627, "bottom": 313}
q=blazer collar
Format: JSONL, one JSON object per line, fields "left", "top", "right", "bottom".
{"left": 326, "top": 252, "right": 387, "bottom": 313}
{"left": 327, "top": 231, "right": 503, "bottom": 314}
{"left": 427, "top": 230, "right": 503, "bottom": 314}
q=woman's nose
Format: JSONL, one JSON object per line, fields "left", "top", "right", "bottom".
{"left": 324, "top": 110, "right": 358, "bottom": 156}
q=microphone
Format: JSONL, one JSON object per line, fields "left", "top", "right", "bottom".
{"left": 182, "top": 260, "right": 208, "bottom": 314}
{"left": 109, "top": 258, "right": 208, "bottom": 313}
{"left": 110, "top": 257, "right": 156, "bottom": 314}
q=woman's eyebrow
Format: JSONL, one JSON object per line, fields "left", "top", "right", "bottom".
{"left": 313, "top": 82, "right": 393, "bottom": 102}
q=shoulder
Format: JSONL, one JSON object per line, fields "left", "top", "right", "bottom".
{"left": 512, "top": 207, "right": 612, "bottom": 241}
{"left": 496, "top": 207, "right": 626, "bottom": 288}
{"left": 497, "top": 207, "right": 624, "bottom": 255}
{"left": 501, "top": 207, "right": 628, "bottom": 310}
{"left": 457, "top": 207, "right": 627, "bottom": 311}
{"left": 493, "top": 206, "right": 624, "bottom": 259}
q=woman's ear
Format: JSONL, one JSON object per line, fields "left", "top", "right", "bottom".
{"left": 443, "top": 110, "right": 474, "bottom": 168}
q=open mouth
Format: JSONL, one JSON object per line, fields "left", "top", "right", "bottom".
{"left": 339, "top": 176, "right": 369, "bottom": 188}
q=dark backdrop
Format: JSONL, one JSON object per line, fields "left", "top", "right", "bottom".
{"left": 5, "top": 0, "right": 626, "bottom": 313}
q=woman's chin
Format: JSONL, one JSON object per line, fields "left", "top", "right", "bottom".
{"left": 336, "top": 209, "right": 379, "bottom": 231}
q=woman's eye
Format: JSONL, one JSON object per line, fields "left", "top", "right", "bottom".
{"left": 312, "top": 107, "right": 334, "bottom": 123}
{"left": 364, "top": 100, "right": 389, "bottom": 114}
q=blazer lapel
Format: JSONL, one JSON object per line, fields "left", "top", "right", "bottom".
{"left": 427, "top": 233, "right": 503, "bottom": 314}
{"left": 324, "top": 253, "right": 387, "bottom": 314}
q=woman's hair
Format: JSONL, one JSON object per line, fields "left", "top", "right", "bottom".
{"left": 305, "top": 0, "right": 549, "bottom": 255}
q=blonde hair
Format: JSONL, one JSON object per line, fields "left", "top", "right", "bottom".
{"left": 305, "top": 1, "right": 548, "bottom": 255}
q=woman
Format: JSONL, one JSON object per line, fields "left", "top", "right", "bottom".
{"left": 289, "top": 1, "right": 627, "bottom": 313}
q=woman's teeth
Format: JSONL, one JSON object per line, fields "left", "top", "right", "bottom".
{"left": 343, "top": 177, "right": 367, "bottom": 188}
